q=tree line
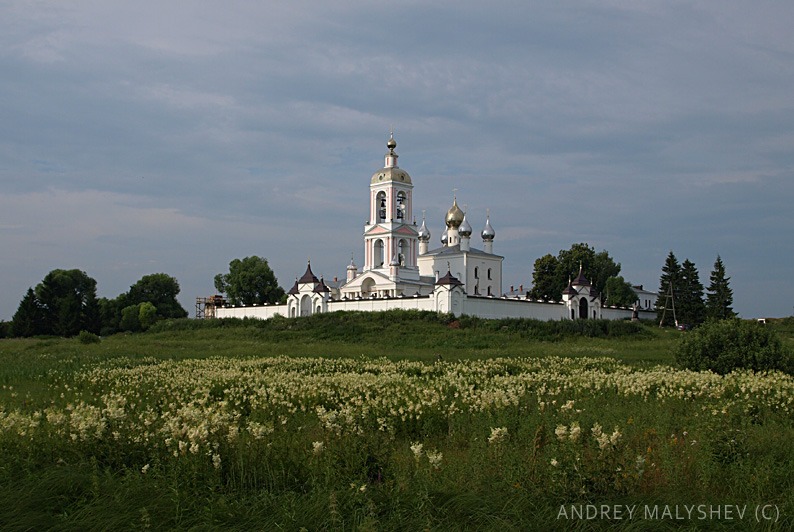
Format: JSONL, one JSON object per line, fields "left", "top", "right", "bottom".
{"left": 656, "top": 252, "right": 735, "bottom": 327}
{"left": 5, "top": 270, "right": 188, "bottom": 338}
{"left": 1, "top": 256, "right": 286, "bottom": 338}
{"left": 528, "top": 243, "right": 735, "bottom": 326}
{"left": 528, "top": 242, "right": 638, "bottom": 307}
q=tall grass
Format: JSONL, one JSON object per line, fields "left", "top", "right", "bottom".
{"left": 0, "top": 313, "right": 792, "bottom": 529}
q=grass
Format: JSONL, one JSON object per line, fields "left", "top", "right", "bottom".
{"left": 0, "top": 311, "right": 792, "bottom": 530}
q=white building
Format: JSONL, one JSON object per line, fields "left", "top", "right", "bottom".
{"left": 213, "top": 134, "right": 656, "bottom": 322}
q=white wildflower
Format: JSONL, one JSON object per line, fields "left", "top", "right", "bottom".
{"left": 554, "top": 425, "right": 568, "bottom": 441}
{"left": 410, "top": 442, "right": 424, "bottom": 461}
{"left": 569, "top": 422, "right": 581, "bottom": 442}
{"left": 426, "top": 450, "right": 443, "bottom": 470}
{"left": 488, "top": 426, "right": 508, "bottom": 445}
{"left": 312, "top": 441, "right": 325, "bottom": 455}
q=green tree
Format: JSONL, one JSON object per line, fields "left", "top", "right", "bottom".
{"left": 678, "top": 259, "right": 705, "bottom": 326}
{"left": 604, "top": 276, "right": 638, "bottom": 308}
{"left": 120, "top": 304, "right": 142, "bottom": 332}
{"left": 119, "top": 302, "right": 159, "bottom": 332}
{"left": 138, "top": 302, "right": 158, "bottom": 331}
{"left": 656, "top": 251, "right": 681, "bottom": 327}
{"left": 706, "top": 255, "right": 736, "bottom": 320}
{"left": 35, "top": 269, "right": 101, "bottom": 336}
{"left": 126, "top": 273, "right": 187, "bottom": 320}
{"left": 528, "top": 254, "right": 559, "bottom": 300}
{"left": 11, "top": 288, "right": 45, "bottom": 337}
{"left": 214, "top": 256, "right": 285, "bottom": 306}
{"left": 529, "top": 243, "right": 621, "bottom": 301}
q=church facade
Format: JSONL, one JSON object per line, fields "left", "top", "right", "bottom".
{"left": 213, "top": 135, "right": 657, "bottom": 322}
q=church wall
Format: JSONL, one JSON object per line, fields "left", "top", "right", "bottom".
{"left": 328, "top": 296, "right": 435, "bottom": 313}
{"left": 601, "top": 306, "right": 655, "bottom": 321}
{"left": 212, "top": 297, "right": 657, "bottom": 322}
{"left": 462, "top": 297, "right": 567, "bottom": 320}
{"left": 216, "top": 305, "right": 287, "bottom": 320}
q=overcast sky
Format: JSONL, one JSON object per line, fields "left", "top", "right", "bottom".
{"left": 2, "top": 1, "right": 792, "bottom": 320}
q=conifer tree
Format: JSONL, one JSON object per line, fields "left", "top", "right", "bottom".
{"left": 678, "top": 259, "right": 705, "bottom": 326}
{"left": 706, "top": 255, "right": 736, "bottom": 319}
{"left": 656, "top": 251, "right": 681, "bottom": 326}
{"left": 11, "top": 288, "right": 44, "bottom": 337}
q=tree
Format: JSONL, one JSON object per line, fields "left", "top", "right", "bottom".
{"left": 11, "top": 288, "right": 45, "bottom": 337}
{"left": 35, "top": 269, "right": 101, "bottom": 336}
{"left": 126, "top": 273, "right": 187, "bottom": 320}
{"left": 656, "top": 251, "right": 681, "bottom": 327}
{"left": 706, "top": 255, "right": 736, "bottom": 320}
{"left": 529, "top": 243, "right": 621, "bottom": 301}
{"left": 678, "top": 259, "right": 705, "bottom": 326}
{"left": 120, "top": 302, "right": 159, "bottom": 332}
{"left": 215, "top": 256, "right": 285, "bottom": 306}
{"left": 604, "top": 276, "right": 638, "bottom": 308}
{"left": 529, "top": 254, "right": 559, "bottom": 300}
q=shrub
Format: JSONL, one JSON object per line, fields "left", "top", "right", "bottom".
{"left": 675, "top": 319, "right": 793, "bottom": 375}
{"left": 78, "top": 330, "right": 101, "bottom": 344}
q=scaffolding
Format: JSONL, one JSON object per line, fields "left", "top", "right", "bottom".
{"left": 196, "top": 295, "right": 226, "bottom": 319}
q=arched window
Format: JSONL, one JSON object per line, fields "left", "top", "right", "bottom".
{"left": 361, "top": 277, "right": 376, "bottom": 297}
{"left": 487, "top": 268, "right": 492, "bottom": 280}
{"left": 396, "top": 192, "right": 406, "bottom": 221}
{"left": 474, "top": 267, "right": 479, "bottom": 279}
{"left": 374, "top": 240, "right": 384, "bottom": 268}
{"left": 376, "top": 191, "right": 387, "bottom": 222}
{"left": 398, "top": 239, "right": 407, "bottom": 266}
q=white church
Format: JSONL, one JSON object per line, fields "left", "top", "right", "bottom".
{"left": 212, "top": 134, "right": 657, "bottom": 321}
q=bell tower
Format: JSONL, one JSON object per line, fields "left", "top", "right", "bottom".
{"left": 362, "top": 134, "right": 419, "bottom": 280}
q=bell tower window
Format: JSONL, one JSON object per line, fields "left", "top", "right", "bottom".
{"left": 377, "top": 192, "right": 387, "bottom": 222}
{"left": 396, "top": 191, "right": 406, "bottom": 221}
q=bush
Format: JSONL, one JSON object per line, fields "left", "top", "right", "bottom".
{"left": 77, "top": 330, "right": 101, "bottom": 344}
{"left": 675, "top": 319, "right": 793, "bottom": 375}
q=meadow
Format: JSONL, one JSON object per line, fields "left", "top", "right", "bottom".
{"left": 1, "top": 311, "right": 792, "bottom": 530}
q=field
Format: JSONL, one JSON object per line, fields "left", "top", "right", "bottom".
{"left": 1, "top": 311, "right": 792, "bottom": 530}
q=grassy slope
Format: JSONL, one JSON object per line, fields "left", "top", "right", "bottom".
{"left": 1, "top": 313, "right": 792, "bottom": 530}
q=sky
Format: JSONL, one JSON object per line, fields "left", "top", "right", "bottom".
{"left": 2, "top": 0, "right": 793, "bottom": 320}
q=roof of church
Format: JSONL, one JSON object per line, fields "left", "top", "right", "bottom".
{"left": 313, "top": 278, "right": 331, "bottom": 293}
{"left": 562, "top": 280, "right": 577, "bottom": 296}
{"left": 298, "top": 261, "right": 320, "bottom": 284}
{"left": 423, "top": 244, "right": 503, "bottom": 259}
{"left": 371, "top": 134, "right": 412, "bottom": 185}
{"left": 287, "top": 279, "right": 300, "bottom": 295}
{"left": 436, "top": 270, "right": 463, "bottom": 287}
{"left": 572, "top": 265, "right": 591, "bottom": 287}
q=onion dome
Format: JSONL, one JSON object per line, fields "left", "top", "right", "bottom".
{"left": 417, "top": 217, "right": 431, "bottom": 242}
{"left": 371, "top": 133, "right": 412, "bottom": 184}
{"left": 481, "top": 211, "right": 495, "bottom": 241}
{"left": 459, "top": 213, "right": 473, "bottom": 237}
{"left": 440, "top": 227, "right": 448, "bottom": 245}
{"left": 445, "top": 197, "right": 464, "bottom": 228}
{"left": 347, "top": 255, "right": 357, "bottom": 271}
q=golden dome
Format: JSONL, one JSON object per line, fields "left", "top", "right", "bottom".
{"left": 445, "top": 198, "right": 464, "bottom": 228}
